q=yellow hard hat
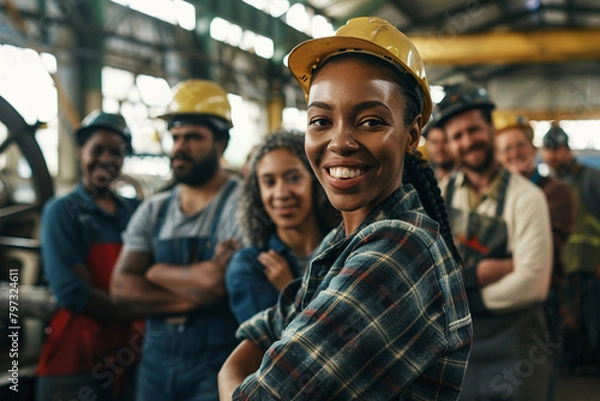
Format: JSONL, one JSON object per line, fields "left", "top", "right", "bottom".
{"left": 158, "top": 79, "right": 232, "bottom": 126}
{"left": 493, "top": 112, "right": 533, "bottom": 142}
{"left": 417, "top": 143, "right": 429, "bottom": 161}
{"left": 287, "top": 16, "right": 431, "bottom": 127}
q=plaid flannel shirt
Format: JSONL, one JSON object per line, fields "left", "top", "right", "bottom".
{"left": 233, "top": 185, "right": 472, "bottom": 400}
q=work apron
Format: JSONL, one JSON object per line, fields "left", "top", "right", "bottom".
{"left": 136, "top": 182, "right": 239, "bottom": 401}
{"left": 37, "top": 241, "right": 143, "bottom": 401}
{"left": 446, "top": 172, "right": 552, "bottom": 401}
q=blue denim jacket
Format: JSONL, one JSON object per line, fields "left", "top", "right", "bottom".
{"left": 227, "top": 234, "right": 304, "bottom": 324}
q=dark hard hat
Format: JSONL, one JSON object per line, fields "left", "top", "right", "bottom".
{"left": 543, "top": 124, "right": 570, "bottom": 149}
{"left": 436, "top": 82, "right": 495, "bottom": 127}
{"left": 75, "top": 110, "right": 132, "bottom": 153}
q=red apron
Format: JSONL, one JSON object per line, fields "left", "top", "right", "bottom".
{"left": 36, "top": 243, "right": 144, "bottom": 383}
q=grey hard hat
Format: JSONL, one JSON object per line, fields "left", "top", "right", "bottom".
{"left": 75, "top": 110, "right": 132, "bottom": 152}
{"left": 542, "top": 125, "right": 570, "bottom": 149}
{"left": 436, "top": 82, "right": 495, "bottom": 127}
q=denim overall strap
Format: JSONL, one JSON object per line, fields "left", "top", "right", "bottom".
{"left": 153, "top": 190, "right": 176, "bottom": 239}
{"left": 494, "top": 169, "right": 511, "bottom": 217}
{"left": 208, "top": 179, "right": 237, "bottom": 238}
{"left": 445, "top": 174, "right": 457, "bottom": 212}
{"left": 137, "top": 183, "right": 239, "bottom": 401}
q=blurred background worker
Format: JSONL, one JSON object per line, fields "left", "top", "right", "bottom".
{"left": 110, "top": 80, "right": 242, "bottom": 401}
{"left": 423, "top": 112, "right": 456, "bottom": 182}
{"left": 542, "top": 124, "right": 600, "bottom": 377}
{"left": 437, "top": 82, "right": 553, "bottom": 401}
{"left": 494, "top": 113, "right": 575, "bottom": 399}
{"left": 226, "top": 131, "right": 339, "bottom": 324}
{"left": 36, "top": 111, "right": 141, "bottom": 401}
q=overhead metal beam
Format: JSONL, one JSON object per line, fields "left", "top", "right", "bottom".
{"left": 544, "top": 3, "right": 600, "bottom": 15}
{"left": 411, "top": 29, "right": 600, "bottom": 66}
{"left": 345, "top": 0, "right": 389, "bottom": 23}
{"left": 465, "top": 9, "right": 536, "bottom": 34}
{"left": 402, "top": 0, "right": 502, "bottom": 33}
{"left": 193, "top": 0, "right": 311, "bottom": 61}
{"left": 496, "top": 108, "right": 600, "bottom": 121}
{"left": 390, "top": 0, "right": 419, "bottom": 21}
{"left": 285, "top": 1, "right": 340, "bottom": 26}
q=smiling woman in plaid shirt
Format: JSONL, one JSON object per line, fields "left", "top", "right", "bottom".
{"left": 218, "top": 17, "right": 472, "bottom": 401}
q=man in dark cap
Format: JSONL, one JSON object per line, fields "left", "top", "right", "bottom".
{"left": 542, "top": 123, "right": 600, "bottom": 376}
{"left": 541, "top": 124, "right": 573, "bottom": 174}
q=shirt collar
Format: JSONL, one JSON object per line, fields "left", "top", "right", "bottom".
{"left": 73, "top": 183, "right": 125, "bottom": 216}
{"left": 267, "top": 233, "right": 289, "bottom": 254}
{"left": 318, "top": 184, "right": 423, "bottom": 255}
{"left": 455, "top": 166, "right": 506, "bottom": 209}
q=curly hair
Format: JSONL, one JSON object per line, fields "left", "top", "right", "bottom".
{"left": 238, "top": 130, "right": 340, "bottom": 248}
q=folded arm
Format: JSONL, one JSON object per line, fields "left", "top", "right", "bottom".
{"left": 230, "top": 229, "right": 450, "bottom": 400}
{"left": 145, "top": 238, "right": 240, "bottom": 306}
{"left": 482, "top": 188, "right": 553, "bottom": 311}
{"left": 110, "top": 248, "right": 197, "bottom": 316}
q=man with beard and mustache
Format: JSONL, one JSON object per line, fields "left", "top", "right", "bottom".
{"left": 437, "top": 82, "right": 553, "bottom": 401}
{"left": 111, "top": 80, "right": 242, "bottom": 401}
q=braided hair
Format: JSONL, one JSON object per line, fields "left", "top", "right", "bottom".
{"left": 402, "top": 151, "right": 462, "bottom": 264}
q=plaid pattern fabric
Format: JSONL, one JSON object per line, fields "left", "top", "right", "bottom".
{"left": 234, "top": 185, "right": 472, "bottom": 400}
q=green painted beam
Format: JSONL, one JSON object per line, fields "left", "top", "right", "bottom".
{"left": 76, "top": 0, "right": 104, "bottom": 113}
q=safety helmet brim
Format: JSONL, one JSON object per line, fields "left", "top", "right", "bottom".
{"left": 436, "top": 82, "right": 496, "bottom": 128}
{"left": 155, "top": 111, "right": 233, "bottom": 128}
{"left": 437, "top": 101, "right": 495, "bottom": 128}
{"left": 75, "top": 111, "right": 132, "bottom": 154}
{"left": 288, "top": 35, "right": 432, "bottom": 128}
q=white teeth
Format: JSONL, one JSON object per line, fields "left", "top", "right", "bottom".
{"left": 329, "top": 167, "right": 364, "bottom": 179}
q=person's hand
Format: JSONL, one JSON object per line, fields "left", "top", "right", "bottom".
{"left": 258, "top": 250, "right": 294, "bottom": 291}
{"left": 476, "top": 258, "right": 513, "bottom": 287}
{"left": 212, "top": 238, "right": 240, "bottom": 270}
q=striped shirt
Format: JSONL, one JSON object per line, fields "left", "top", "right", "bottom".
{"left": 234, "top": 185, "right": 472, "bottom": 400}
